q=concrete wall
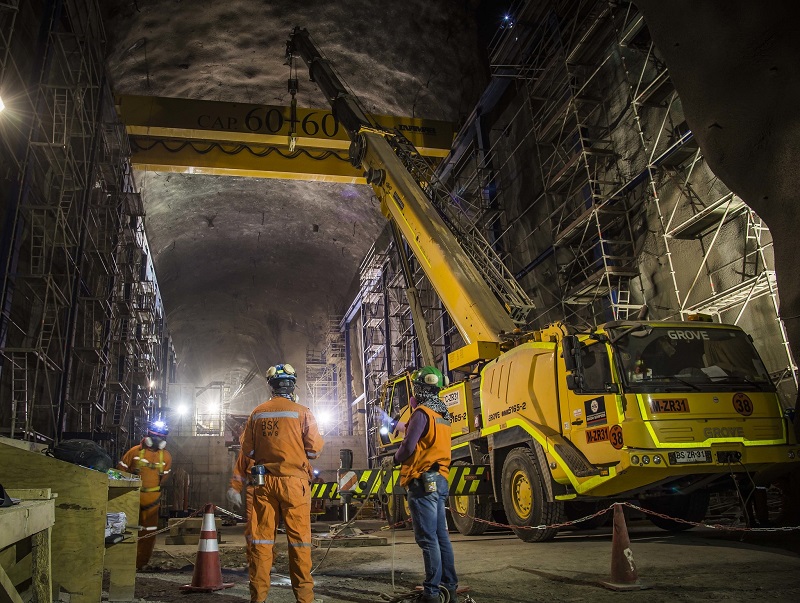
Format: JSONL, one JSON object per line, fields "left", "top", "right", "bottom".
{"left": 166, "top": 435, "right": 233, "bottom": 511}
{"left": 314, "top": 435, "right": 369, "bottom": 483}
{"left": 163, "top": 433, "right": 368, "bottom": 510}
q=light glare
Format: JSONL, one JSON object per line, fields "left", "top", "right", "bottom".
{"left": 316, "top": 408, "right": 332, "bottom": 427}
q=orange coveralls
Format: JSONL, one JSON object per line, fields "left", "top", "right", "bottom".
{"left": 118, "top": 442, "right": 172, "bottom": 569}
{"left": 241, "top": 396, "right": 324, "bottom": 603}
{"left": 229, "top": 450, "right": 255, "bottom": 560}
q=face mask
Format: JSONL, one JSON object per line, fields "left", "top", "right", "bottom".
{"left": 144, "top": 436, "right": 166, "bottom": 449}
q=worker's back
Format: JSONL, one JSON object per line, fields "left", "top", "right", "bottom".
{"left": 242, "top": 396, "right": 323, "bottom": 480}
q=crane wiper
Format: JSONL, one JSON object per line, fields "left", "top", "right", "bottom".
{"left": 709, "top": 375, "right": 770, "bottom": 391}
{"left": 640, "top": 377, "right": 702, "bottom": 392}
{"left": 609, "top": 323, "right": 652, "bottom": 344}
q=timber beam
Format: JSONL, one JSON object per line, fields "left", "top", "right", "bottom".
{"left": 116, "top": 95, "right": 455, "bottom": 182}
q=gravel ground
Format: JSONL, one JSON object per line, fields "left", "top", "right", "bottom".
{"left": 112, "top": 518, "right": 800, "bottom": 603}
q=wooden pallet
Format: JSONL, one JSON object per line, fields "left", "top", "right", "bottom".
{"left": 165, "top": 517, "right": 222, "bottom": 545}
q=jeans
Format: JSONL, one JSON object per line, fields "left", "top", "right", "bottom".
{"left": 406, "top": 472, "right": 458, "bottom": 598}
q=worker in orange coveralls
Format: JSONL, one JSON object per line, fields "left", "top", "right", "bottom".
{"left": 227, "top": 444, "right": 255, "bottom": 560}
{"left": 241, "top": 363, "right": 324, "bottom": 603}
{"left": 118, "top": 419, "right": 173, "bottom": 569}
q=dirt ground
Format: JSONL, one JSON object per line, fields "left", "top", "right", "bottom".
{"left": 110, "top": 515, "right": 800, "bottom": 603}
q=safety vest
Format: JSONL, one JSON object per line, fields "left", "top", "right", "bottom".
{"left": 399, "top": 405, "right": 451, "bottom": 488}
{"left": 133, "top": 448, "right": 167, "bottom": 493}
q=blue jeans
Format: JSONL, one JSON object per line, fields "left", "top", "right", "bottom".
{"left": 406, "top": 472, "right": 458, "bottom": 598}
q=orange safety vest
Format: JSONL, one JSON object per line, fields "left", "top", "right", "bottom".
{"left": 399, "top": 405, "right": 451, "bottom": 488}
{"left": 119, "top": 444, "right": 172, "bottom": 493}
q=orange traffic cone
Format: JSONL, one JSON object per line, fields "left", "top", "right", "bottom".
{"left": 180, "top": 504, "right": 235, "bottom": 592}
{"left": 600, "top": 503, "right": 649, "bottom": 591}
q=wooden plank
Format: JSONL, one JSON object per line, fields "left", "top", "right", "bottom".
{"left": 31, "top": 529, "right": 51, "bottom": 603}
{"left": 0, "top": 561, "right": 24, "bottom": 603}
{"left": 0, "top": 436, "right": 46, "bottom": 453}
{"left": 4, "top": 550, "right": 29, "bottom": 591}
{"left": 167, "top": 517, "right": 220, "bottom": 536}
{"left": 0, "top": 549, "right": 15, "bottom": 575}
{"left": 164, "top": 535, "right": 199, "bottom": 545}
{"left": 105, "top": 479, "right": 140, "bottom": 602}
{"left": 0, "top": 502, "right": 55, "bottom": 549}
{"left": 0, "top": 443, "right": 107, "bottom": 603}
{"left": 5, "top": 489, "right": 53, "bottom": 500}
{"left": 104, "top": 540, "right": 137, "bottom": 602}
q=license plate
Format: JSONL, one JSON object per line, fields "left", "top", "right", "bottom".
{"left": 650, "top": 398, "right": 690, "bottom": 413}
{"left": 668, "top": 450, "right": 711, "bottom": 464}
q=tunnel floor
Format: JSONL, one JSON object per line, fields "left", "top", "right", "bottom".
{"left": 104, "top": 519, "right": 800, "bottom": 602}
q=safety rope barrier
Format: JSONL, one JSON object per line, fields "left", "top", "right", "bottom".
{"left": 137, "top": 506, "right": 206, "bottom": 540}
{"left": 140, "top": 498, "right": 798, "bottom": 542}
{"left": 448, "top": 501, "right": 800, "bottom": 533}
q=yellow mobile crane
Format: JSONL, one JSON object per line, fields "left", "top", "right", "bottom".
{"left": 287, "top": 28, "right": 800, "bottom": 541}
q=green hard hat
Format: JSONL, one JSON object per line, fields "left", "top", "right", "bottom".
{"left": 411, "top": 366, "right": 449, "bottom": 389}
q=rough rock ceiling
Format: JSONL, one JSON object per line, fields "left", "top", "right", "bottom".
{"left": 101, "top": 0, "right": 486, "bottom": 411}
{"left": 102, "top": 0, "right": 800, "bottom": 421}
{"left": 637, "top": 0, "right": 800, "bottom": 416}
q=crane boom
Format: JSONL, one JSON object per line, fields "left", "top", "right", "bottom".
{"left": 287, "top": 27, "right": 517, "bottom": 368}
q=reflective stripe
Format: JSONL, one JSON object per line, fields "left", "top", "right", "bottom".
{"left": 132, "top": 457, "right": 140, "bottom": 461}
{"left": 162, "top": 469, "right": 171, "bottom": 474}
{"left": 247, "top": 449, "right": 255, "bottom": 458}
{"left": 199, "top": 538, "right": 219, "bottom": 552}
{"left": 141, "top": 486, "right": 161, "bottom": 493}
{"left": 435, "top": 418, "right": 451, "bottom": 426}
{"left": 118, "top": 462, "right": 128, "bottom": 468}
{"left": 253, "top": 411, "right": 300, "bottom": 419}
{"left": 306, "top": 452, "right": 318, "bottom": 459}
{"left": 249, "top": 539, "right": 275, "bottom": 545}
{"left": 289, "top": 542, "right": 312, "bottom": 548}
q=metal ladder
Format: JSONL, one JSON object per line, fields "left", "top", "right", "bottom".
{"left": 9, "top": 352, "right": 29, "bottom": 438}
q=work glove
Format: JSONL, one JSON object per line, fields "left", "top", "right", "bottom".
{"left": 226, "top": 487, "right": 242, "bottom": 510}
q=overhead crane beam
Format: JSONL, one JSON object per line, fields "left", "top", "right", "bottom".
{"left": 116, "top": 95, "right": 455, "bottom": 182}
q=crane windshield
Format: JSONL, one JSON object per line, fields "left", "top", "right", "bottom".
{"left": 612, "top": 325, "right": 774, "bottom": 393}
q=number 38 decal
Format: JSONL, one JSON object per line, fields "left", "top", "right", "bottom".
{"left": 732, "top": 393, "right": 754, "bottom": 417}
{"left": 609, "top": 425, "right": 624, "bottom": 450}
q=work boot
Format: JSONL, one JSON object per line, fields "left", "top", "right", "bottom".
{"left": 446, "top": 588, "right": 458, "bottom": 603}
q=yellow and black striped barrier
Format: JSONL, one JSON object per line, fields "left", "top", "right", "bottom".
{"left": 310, "top": 464, "right": 491, "bottom": 500}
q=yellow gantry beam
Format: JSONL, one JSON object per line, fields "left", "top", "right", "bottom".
{"left": 116, "top": 95, "right": 455, "bottom": 182}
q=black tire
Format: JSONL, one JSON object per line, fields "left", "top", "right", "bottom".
{"left": 383, "top": 492, "right": 410, "bottom": 528}
{"left": 500, "top": 447, "right": 563, "bottom": 542}
{"left": 563, "top": 501, "right": 610, "bottom": 530}
{"left": 644, "top": 489, "right": 710, "bottom": 532}
{"left": 449, "top": 462, "right": 493, "bottom": 536}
